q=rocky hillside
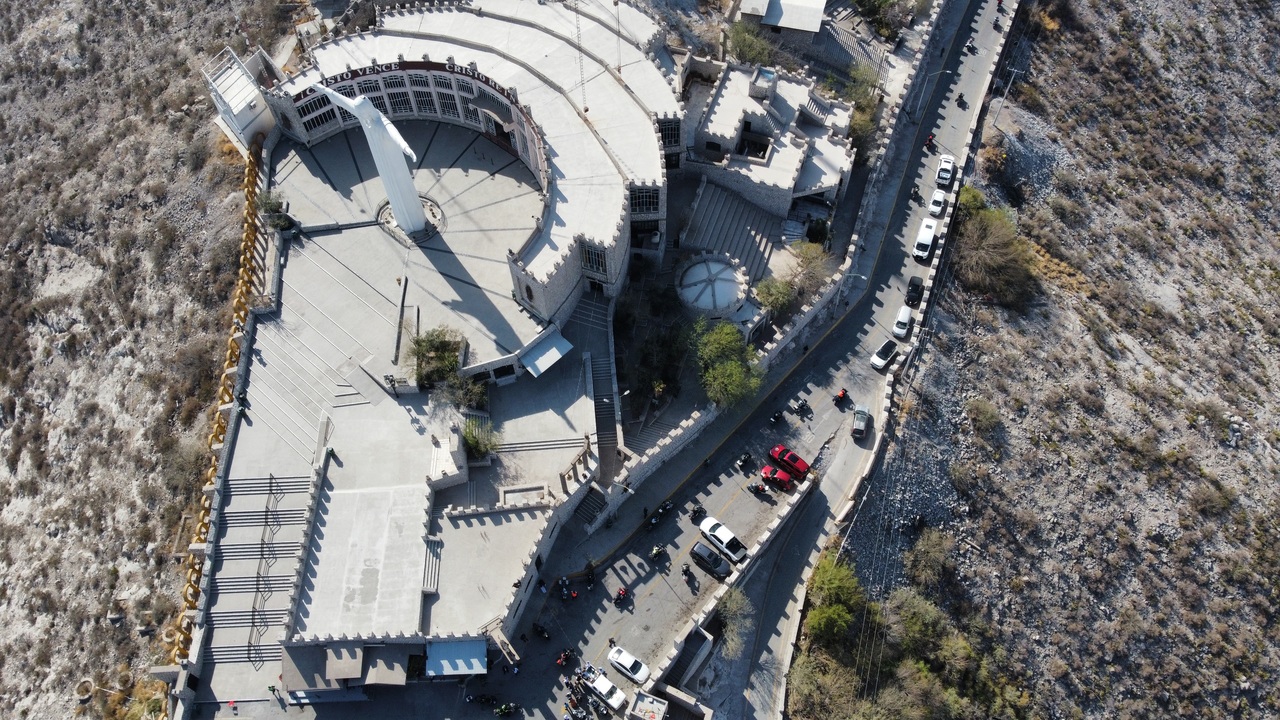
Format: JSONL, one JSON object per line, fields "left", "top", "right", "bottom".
{"left": 901, "top": 0, "right": 1280, "bottom": 715}
{"left": 0, "top": 1, "right": 286, "bottom": 717}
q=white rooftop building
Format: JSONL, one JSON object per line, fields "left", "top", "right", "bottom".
{"left": 185, "top": 2, "right": 852, "bottom": 715}
{"left": 680, "top": 57, "right": 854, "bottom": 218}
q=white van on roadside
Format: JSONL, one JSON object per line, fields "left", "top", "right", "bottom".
{"left": 913, "top": 218, "right": 938, "bottom": 261}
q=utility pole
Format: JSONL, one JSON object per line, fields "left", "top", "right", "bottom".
{"left": 992, "top": 68, "right": 1025, "bottom": 131}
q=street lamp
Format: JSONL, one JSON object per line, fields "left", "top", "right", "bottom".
{"left": 912, "top": 70, "right": 953, "bottom": 119}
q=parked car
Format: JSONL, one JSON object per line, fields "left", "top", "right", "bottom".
{"left": 851, "top": 405, "right": 872, "bottom": 439}
{"left": 690, "top": 541, "right": 731, "bottom": 579}
{"left": 870, "top": 339, "right": 899, "bottom": 371}
{"left": 935, "top": 154, "right": 956, "bottom": 187}
{"left": 607, "top": 646, "right": 651, "bottom": 684}
{"left": 905, "top": 276, "right": 924, "bottom": 307}
{"left": 892, "top": 306, "right": 913, "bottom": 339}
{"left": 929, "top": 188, "right": 947, "bottom": 216}
{"left": 913, "top": 217, "right": 938, "bottom": 261}
{"left": 588, "top": 673, "right": 627, "bottom": 711}
{"left": 699, "top": 517, "right": 748, "bottom": 563}
{"left": 769, "top": 444, "right": 810, "bottom": 476}
{"left": 760, "top": 465, "right": 794, "bottom": 491}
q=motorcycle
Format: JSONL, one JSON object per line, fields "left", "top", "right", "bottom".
{"left": 965, "top": 40, "right": 976, "bottom": 52}
{"left": 748, "top": 482, "right": 769, "bottom": 496}
{"left": 613, "top": 587, "right": 629, "bottom": 607}
{"left": 494, "top": 703, "right": 519, "bottom": 717}
{"left": 645, "top": 500, "right": 674, "bottom": 532}
{"left": 769, "top": 409, "right": 784, "bottom": 424}
{"left": 793, "top": 398, "right": 810, "bottom": 414}
{"left": 734, "top": 452, "right": 752, "bottom": 472}
{"left": 681, "top": 563, "right": 692, "bottom": 579}
{"left": 557, "top": 648, "right": 576, "bottom": 666}
{"left": 531, "top": 622, "right": 550, "bottom": 639}
{"left": 834, "top": 388, "right": 848, "bottom": 404}
{"left": 585, "top": 564, "right": 595, "bottom": 591}
{"left": 467, "top": 694, "right": 497, "bottom": 704}
{"left": 957, "top": 92, "right": 965, "bottom": 104}
{"left": 648, "top": 545, "right": 664, "bottom": 561}
{"left": 690, "top": 502, "right": 707, "bottom": 521}
{"left": 559, "top": 576, "right": 570, "bottom": 601}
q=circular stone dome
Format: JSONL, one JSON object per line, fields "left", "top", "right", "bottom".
{"left": 676, "top": 255, "right": 748, "bottom": 319}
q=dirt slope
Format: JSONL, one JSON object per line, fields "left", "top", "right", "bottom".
{"left": 903, "top": 0, "right": 1280, "bottom": 715}
{"left": 0, "top": 1, "right": 284, "bottom": 717}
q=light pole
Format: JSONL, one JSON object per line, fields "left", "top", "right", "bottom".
{"left": 912, "top": 70, "right": 952, "bottom": 119}
{"left": 991, "top": 68, "right": 1025, "bottom": 132}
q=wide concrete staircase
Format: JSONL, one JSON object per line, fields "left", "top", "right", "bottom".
{"left": 573, "top": 485, "right": 608, "bottom": 524}
{"left": 682, "top": 183, "right": 782, "bottom": 281}
{"left": 624, "top": 415, "right": 683, "bottom": 455}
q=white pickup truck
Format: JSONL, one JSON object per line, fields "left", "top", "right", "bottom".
{"left": 589, "top": 672, "right": 627, "bottom": 712}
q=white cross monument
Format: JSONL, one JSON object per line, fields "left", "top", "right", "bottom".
{"left": 312, "top": 84, "right": 428, "bottom": 234}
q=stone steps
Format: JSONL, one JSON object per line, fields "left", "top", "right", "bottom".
{"left": 204, "top": 644, "right": 283, "bottom": 664}
{"left": 573, "top": 485, "right": 608, "bottom": 524}
{"left": 216, "top": 541, "right": 303, "bottom": 561}
{"left": 218, "top": 508, "right": 308, "bottom": 528}
{"left": 206, "top": 608, "right": 290, "bottom": 629}
{"left": 211, "top": 574, "right": 295, "bottom": 594}
{"left": 422, "top": 537, "right": 443, "bottom": 595}
{"left": 495, "top": 437, "right": 587, "bottom": 453}
{"left": 223, "top": 476, "right": 313, "bottom": 496}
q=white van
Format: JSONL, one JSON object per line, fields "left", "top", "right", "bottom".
{"left": 913, "top": 218, "right": 937, "bottom": 261}
{"left": 892, "top": 306, "right": 913, "bottom": 339}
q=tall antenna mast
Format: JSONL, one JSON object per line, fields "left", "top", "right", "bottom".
{"left": 574, "top": 0, "right": 588, "bottom": 113}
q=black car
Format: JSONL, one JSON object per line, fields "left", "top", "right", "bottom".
{"left": 905, "top": 276, "right": 924, "bottom": 307}
{"left": 690, "top": 541, "right": 731, "bottom": 580}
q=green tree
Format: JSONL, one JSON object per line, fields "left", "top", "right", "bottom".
{"left": 807, "top": 603, "right": 853, "bottom": 646}
{"left": 697, "top": 321, "right": 749, "bottom": 368}
{"left": 810, "top": 553, "right": 864, "bottom": 609}
{"left": 728, "top": 22, "right": 773, "bottom": 65}
{"left": 703, "top": 358, "right": 761, "bottom": 407}
{"left": 755, "top": 276, "right": 795, "bottom": 315}
{"left": 695, "top": 321, "right": 760, "bottom": 406}
{"left": 955, "top": 186, "right": 987, "bottom": 221}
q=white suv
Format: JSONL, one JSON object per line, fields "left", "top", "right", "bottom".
{"left": 935, "top": 154, "right": 956, "bottom": 187}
